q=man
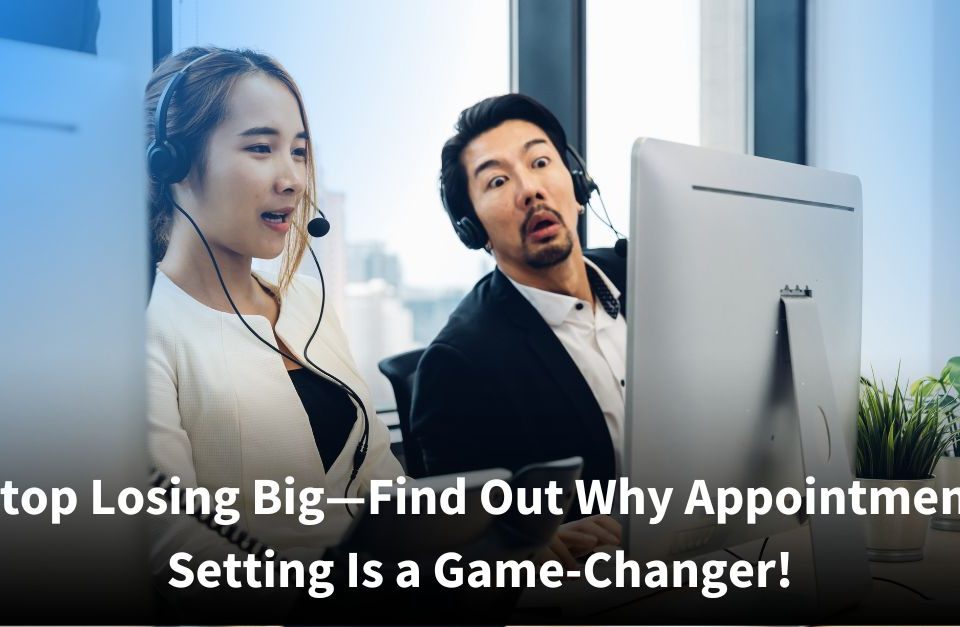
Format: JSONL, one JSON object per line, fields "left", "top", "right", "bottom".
{"left": 410, "top": 94, "right": 627, "bottom": 508}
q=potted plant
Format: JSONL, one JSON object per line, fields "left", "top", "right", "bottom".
{"left": 910, "top": 357, "right": 960, "bottom": 531}
{"left": 856, "top": 370, "right": 956, "bottom": 561}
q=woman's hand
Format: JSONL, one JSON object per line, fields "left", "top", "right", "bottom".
{"left": 534, "top": 514, "right": 622, "bottom": 568}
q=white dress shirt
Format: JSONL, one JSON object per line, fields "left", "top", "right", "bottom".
{"left": 507, "top": 258, "right": 627, "bottom": 472}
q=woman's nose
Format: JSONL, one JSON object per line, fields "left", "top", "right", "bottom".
{"left": 275, "top": 157, "right": 306, "bottom": 195}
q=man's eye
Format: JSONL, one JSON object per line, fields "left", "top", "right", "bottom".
{"left": 246, "top": 144, "right": 271, "bottom": 154}
{"left": 533, "top": 156, "right": 550, "bottom": 168}
{"left": 488, "top": 176, "right": 507, "bottom": 189}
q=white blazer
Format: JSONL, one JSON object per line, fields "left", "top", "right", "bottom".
{"left": 146, "top": 269, "right": 403, "bottom": 572}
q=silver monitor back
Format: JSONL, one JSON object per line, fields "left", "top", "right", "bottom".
{"left": 624, "top": 138, "right": 863, "bottom": 559}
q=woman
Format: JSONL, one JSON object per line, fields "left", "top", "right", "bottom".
{"left": 145, "top": 46, "right": 618, "bottom": 580}
{"left": 146, "top": 46, "right": 400, "bottom": 570}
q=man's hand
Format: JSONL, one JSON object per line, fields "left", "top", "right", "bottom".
{"left": 534, "top": 514, "right": 622, "bottom": 569}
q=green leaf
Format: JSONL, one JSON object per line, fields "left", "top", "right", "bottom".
{"left": 912, "top": 379, "right": 940, "bottom": 398}
{"left": 943, "top": 357, "right": 960, "bottom": 387}
{"left": 909, "top": 377, "right": 938, "bottom": 396}
{"left": 857, "top": 370, "right": 951, "bottom": 479}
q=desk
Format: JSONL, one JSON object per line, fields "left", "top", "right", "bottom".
{"left": 840, "top": 527, "right": 960, "bottom": 623}
{"left": 516, "top": 524, "right": 960, "bottom": 623}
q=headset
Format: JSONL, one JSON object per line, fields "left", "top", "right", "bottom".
{"left": 443, "top": 141, "right": 626, "bottom": 256}
{"left": 149, "top": 466, "right": 282, "bottom": 560}
{"left": 148, "top": 51, "right": 365, "bottom": 517}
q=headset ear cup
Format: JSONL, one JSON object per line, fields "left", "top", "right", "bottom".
{"left": 571, "top": 170, "right": 588, "bottom": 206}
{"left": 147, "top": 139, "right": 190, "bottom": 184}
{"left": 454, "top": 215, "right": 487, "bottom": 250}
{"left": 147, "top": 140, "right": 173, "bottom": 183}
{"left": 163, "top": 139, "right": 191, "bottom": 183}
{"left": 565, "top": 144, "right": 599, "bottom": 206}
{"left": 571, "top": 169, "right": 599, "bottom": 206}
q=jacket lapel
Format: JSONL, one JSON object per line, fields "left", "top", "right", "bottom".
{"left": 275, "top": 283, "right": 362, "bottom": 392}
{"left": 490, "top": 270, "right": 613, "bottom": 451}
{"left": 271, "top": 279, "right": 373, "bottom": 478}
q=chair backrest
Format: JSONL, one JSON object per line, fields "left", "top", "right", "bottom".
{"left": 378, "top": 348, "right": 427, "bottom": 477}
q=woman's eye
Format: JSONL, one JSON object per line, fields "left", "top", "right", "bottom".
{"left": 488, "top": 176, "right": 507, "bottom": 189}
{"left": 533, "top": 156, "right": 550, "bottom": 168}
{"left": 292, "top": 147, "right": 307, "bottom": 159}
{"left": 246, "top": 144, "right": 271, "bottom": 154}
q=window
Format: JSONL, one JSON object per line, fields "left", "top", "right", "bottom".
{"left": 171, "top": 0, "right": 509, "bottom": 408}
{"left": 808, "top": 0, "right": 960, "bottom": 382}
{"left": 585, "top": 0, "right": 701, "bottom": 248}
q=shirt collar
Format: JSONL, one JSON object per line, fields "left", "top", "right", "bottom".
{"left": 506, "top": 257, "right": 620, "bottom": 327}
{"left": 584, "top": 257, "right": 621, "bottom": 301}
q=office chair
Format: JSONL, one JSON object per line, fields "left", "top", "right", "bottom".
{"left": 378, "top": 348, "right": 427, "bottom": 477}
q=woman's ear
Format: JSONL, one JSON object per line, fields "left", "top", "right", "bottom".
{"left": 170, "top": 173, "right": 199, "bottom": 209}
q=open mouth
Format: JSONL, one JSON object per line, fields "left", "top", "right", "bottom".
{"left": 523, "top": 208, "right": 563, "bottom": 242}
{"left": 528, "top": 217, "right": 557, "bottom": 234}
{"left": 261, "top": 211, "right": 290, "bottom": 224}
{"left": 261, "top": 208, "right": 294, "bottom": 233}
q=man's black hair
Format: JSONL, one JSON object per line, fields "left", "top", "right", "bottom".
{"left": 439, "top": 93, "right": 569, "bottom": 225}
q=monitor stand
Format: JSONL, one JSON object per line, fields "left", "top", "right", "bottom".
{"left": 781, "top": 289, "right": 871, "bottom": 618}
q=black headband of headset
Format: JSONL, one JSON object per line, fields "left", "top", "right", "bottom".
{"left": 153, "top": 52, "right": 214, "bottom": 147}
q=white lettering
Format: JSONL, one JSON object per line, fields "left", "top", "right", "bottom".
{"left": 255, "top": 480, "right": 281, "bottom": 514}
{"left": 685, "top": 480, "right": 715, "bottom": 516}
{"left": 481, "top": 480, "right": 512, "bottom": 515}
{"left": 168, "top": 552, "right": 194, "bottom": 588}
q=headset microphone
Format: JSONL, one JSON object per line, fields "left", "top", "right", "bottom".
{"left": 307, "top": 209, "right": 330, "bottom": 238}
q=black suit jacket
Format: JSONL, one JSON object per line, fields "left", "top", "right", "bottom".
{"left": 409, "top": 249, "right": 627, "bottom": 511}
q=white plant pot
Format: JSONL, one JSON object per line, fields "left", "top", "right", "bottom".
{"left": 859, "top": 477, "right": 934, "bottom": 562}
{"left": 932, "top": 457, "right": 960, "bottom": 531}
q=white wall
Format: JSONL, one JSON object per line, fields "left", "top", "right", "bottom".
{"left": 930, "top": 0, "right": 960, "bottom": 374}
{"left": 809, "top": 0, "right": 959, "bottom": 384}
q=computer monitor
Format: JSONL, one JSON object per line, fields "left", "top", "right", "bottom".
{"left": 624, "top": 138, "right": 869, "bottom": 614}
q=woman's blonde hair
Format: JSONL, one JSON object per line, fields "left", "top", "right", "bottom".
{"left": 145, "top": 46, "right": 316, "bottom": 292}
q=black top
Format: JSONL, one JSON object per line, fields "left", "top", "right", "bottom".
{"left": 410, "top": 248, "right": 627, "bottom": 517}
{"left": 288, "top": 368, "right": 357, "bottom": 473}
